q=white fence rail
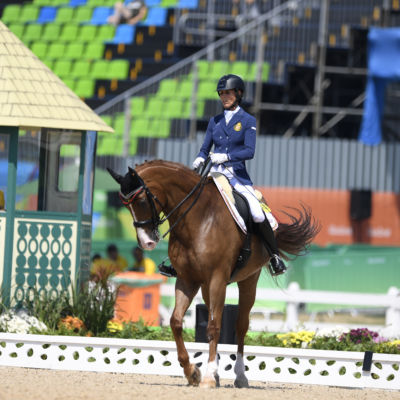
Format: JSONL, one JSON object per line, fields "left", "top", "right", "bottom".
{"left": 159, "top": 283, "right": 400, "bottom": 332}
{"left": 0, "top": 333, "right": 399, "bottom": 390}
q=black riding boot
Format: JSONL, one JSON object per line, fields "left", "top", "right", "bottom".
{"left": 255, "top": 219, "right": 287, "bottom": 276}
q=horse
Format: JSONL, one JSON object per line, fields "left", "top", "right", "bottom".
{"left": 107, "top": 160, "right": 319, "bottom": 388}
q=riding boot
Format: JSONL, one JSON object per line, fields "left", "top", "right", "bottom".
{"left": 158, "top": 261, "right": 178, "bottom": 278}
{"left": 255, "top": 219, "right": 287, "bottom": 276}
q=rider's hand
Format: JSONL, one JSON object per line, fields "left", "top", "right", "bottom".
{"left": 192, "top": 157, "right": 205, "bottom": 169}
{"left": 210, "top": 153, "right": 229, "bottom": 164}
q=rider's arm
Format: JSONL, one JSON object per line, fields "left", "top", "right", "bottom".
{"left": 228, "top": 120, "right": 256, "bottom": 162}
{"left": 197, "top": 118, "right": 215, "bottom": 159}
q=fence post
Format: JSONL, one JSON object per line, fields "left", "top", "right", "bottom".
{"left": 385, "top": 286, "right": 400, "bottom": 331}
{"left": 285, "top": 281, "right": 300, "bottom": 331}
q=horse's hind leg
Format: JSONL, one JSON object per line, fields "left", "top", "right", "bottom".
{"left": 170, "top": 278, "right": 201, "bottom": 386}
{"left": 234, "top": 271, "right": 260, "bottom": 388}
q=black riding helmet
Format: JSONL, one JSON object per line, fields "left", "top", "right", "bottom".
{"left": 216, "top": 74, "right": 245, "bottom": 109}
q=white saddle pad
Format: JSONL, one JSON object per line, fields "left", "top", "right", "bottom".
{"left": 211, "top": 171, "right": 247, "bottom": 234}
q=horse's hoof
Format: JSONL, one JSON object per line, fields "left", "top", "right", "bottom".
{"left": 200, "top": 374, "right": 220, "bottom": 389}
{"left": 186, "top": 364, "right": 201, "bottom": 386}
{"left": 234, "top": 374, "right": 249, "bottom": 388}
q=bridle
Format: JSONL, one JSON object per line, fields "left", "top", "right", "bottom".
{"left": 119, "top": 167, "right": 209, "bottom": 238}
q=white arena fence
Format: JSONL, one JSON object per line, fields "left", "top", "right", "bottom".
{"left": 0, "top": 333, "right": 399, "bottom": 390}
{"left": 159, "top": 283, "right": 400, "bottom": 333}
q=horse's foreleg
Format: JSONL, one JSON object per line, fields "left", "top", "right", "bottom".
{"left": 170, "top": 278, "right": 201, "bottom": 386}
{"left": 234, "top": 271, "right": 260, "bottom": 388}
{"left": 200, "top": 277, "right": 227, "bottom": 388}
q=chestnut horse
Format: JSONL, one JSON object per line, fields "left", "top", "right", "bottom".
{"left": 108, "top": 160, "right": 318, "bottom": 388}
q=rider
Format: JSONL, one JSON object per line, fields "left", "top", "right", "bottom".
{"left": 192, "top": 74, "right": 287, "bottom": 276}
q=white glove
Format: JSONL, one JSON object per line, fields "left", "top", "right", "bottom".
{"left": 211, "top": 153, "right": 229, "bottom": 164}
{"left": 192, "top": 156, "right": 205, "bottom": 169}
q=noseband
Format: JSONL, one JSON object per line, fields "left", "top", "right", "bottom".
{"left": 119, "top": 179, "right": 162, "bottom": 229}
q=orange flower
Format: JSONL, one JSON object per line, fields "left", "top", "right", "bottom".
{"left": 59, "top": 316, "right": 86, "bottom": 332}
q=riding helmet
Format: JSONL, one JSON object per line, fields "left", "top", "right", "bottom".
{"left": 216, "top": 74, "right": 245, "bottom": 94}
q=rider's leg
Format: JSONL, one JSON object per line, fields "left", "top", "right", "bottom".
{"left": 232, "top": 182, "right": 286, "bottom": 275}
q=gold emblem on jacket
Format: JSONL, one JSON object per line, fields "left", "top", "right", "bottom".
{"left": 234, "top": 122, "right": 242, "bottom": 131}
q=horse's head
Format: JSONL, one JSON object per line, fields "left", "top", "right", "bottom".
{"left": 107, "top": 166, "right": 161, "bottom": 250}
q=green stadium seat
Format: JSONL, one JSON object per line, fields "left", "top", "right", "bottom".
{"left": 130, "top": 97, "right": 146, "bottom": 116}
{"left": 157, "top": 79, "right": 178, "bottom": 98}
{"left": 75, "top": 79, "right": 95, "bottom": 98}
{"left": 247, "top": 62, "right": 270, "bottom": 81}
{"left": 113, "top": 114, "right": 125, "bottom": 134}
{"left": 129, "top": 139, "right": 138, "bottom": 155}
{"left": 8, "top": 24, "right": 24, "bottom": 39}
{"left": 230, "top": 61, "right": 249, "bottom": 79}
{"left": 53, "top": 60, "right": 73, "bottom": 78}
{"left": 108, "top": 60, "right": 129, "bottom": 80}
{"left": 19, "top": 5, "right": 39, "bottom": 23}
{"left": 31, "top": 42, "right": 48, "bottom": 59}
{"left": 65, "top": 42, "right": 85, "bottom": 59}
{"left": 84, "top": 43, "right": 104, "bottom": 60}
{"left": 54, "top": 7, "right": 75, "bottom": 24}
{"left": 151, "top": 119, "right": 170, "bottom": 138}
{"left": 91, "top": 60, "right": 109, "bottom": 79}
{"left": 1, "top": 5, "right": 21, "bottom": 24}
{"left": 97, "top": 25, "right": 115, "bottom": 42}
{"left": 63, "top": 78, "right": 76, "bottom": 91}
{"left": 161, "top": 0, "right": 178, "bottom": 6}
{"left": 33, "top": 0, "right": 54, "bottom": 5}
{"left": 71, "top": 60, "right": 92, "bottom": 78}
{"left": 74, "top": 6, "right": 93, "bottom": 23}
{"left": 47, "top": 43, "right": 66, "bottom": 59}
{"left": 209, "top": 60, "right": 230, "bottom": 80}
{"left": 164, "top": 99, "right": 183, "bottom": 118}
{"left": 196, "top": 60, "right": 210, "bottom": 80}
{"left": 42, "top": 59, "right": 54, "bottom": 70}
{"left": 77, "top": 25, "right": 98, "bottom": 42}
{"left": 41, "top": 24, "right": 61, "bottom": 41}
{"left": 130, "top": 117, "right": 150, "bottom": 137}
{"left": 59, "top": 24, "right": 79, "bottom": 42}
{"left": 100, "top": 115, "right": 113, "bottom": 127}
{"left": 182, "top": 99, "right": 205, "bottom": 118}
{"left": 23, "top": 24, "right": 43, "bottom": 42}
{"left": 176, "top": 79, "right": 193, "bottom": 98}
{"left": 145, "top": 97, "right": 164, "bottom": 117}
{"left": 198, "top": 81, "right": 218, "bottom": 99}
{"left": 87, "top": 0, "right": 109, "bottom": 6}
{"left": 97, "top": 137, "right": 123, "bottom": 156}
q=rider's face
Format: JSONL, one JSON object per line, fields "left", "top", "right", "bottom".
{"left": 218, "top": 89, "right": 237, "bottom": 109}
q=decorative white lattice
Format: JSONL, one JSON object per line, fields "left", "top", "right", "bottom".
{"left": 0, "top": 333, "right": 399, "bottom": 390}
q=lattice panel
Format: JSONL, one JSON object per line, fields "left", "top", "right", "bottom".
{"left": 0, "top": 216, "right": 6, "bottom": 286}
{"left": 0, "top": 334, "right": 399, "bottom": 390}
{"left": 11, "top": 218, "right": 77, "bottom": 302}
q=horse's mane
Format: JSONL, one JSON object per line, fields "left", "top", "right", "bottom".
{"left": 136, "top": 159, "right": 200, "bottom": 180}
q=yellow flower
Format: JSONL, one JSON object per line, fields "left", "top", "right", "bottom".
{"left": 107, "top": 319, "right": 123, "bottom": 333}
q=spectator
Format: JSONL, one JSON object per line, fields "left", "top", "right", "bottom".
{"left": 108, "top": 0, "right": 147, "bottom": 26}
{"left": 128, "top": 246, "right": 156, "bottom": 275}
{"left": 90, "top": 254, "right": 113, "bottom": 284}
{"left": 105, "top": 244, "right": 128, "bottom": 273}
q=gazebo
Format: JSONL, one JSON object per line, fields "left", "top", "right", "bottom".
{"left": 0, "top": 22, "right": 113, "bottom": 304}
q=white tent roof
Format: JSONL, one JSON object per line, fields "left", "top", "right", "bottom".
{"left": 0, "top": 21, "right": 113, "bottom": 133}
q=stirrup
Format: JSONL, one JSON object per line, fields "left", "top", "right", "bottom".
{"left": 268, "top": 254, "right": 287, "bottom": 276}
{"left": 158, "top": 260, "right": 177, "bottom": 278}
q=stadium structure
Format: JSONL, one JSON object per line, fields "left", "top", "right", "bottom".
{"left": 1, "top": 0, "right": 400, "bottom": 295}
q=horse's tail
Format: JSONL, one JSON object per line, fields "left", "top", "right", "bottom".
{"left": 275, "top": 205, "right": 321, "bottom": 260}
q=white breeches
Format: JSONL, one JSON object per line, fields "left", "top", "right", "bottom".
{"left": 211, "top": 165, "right": 266, "bottom": 223}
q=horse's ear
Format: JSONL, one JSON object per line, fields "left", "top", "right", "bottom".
{"left": 107, "top": 167, "right": 123, "bottom": 184}
{"left": 128, "top": 166, "right": 136, "bottom": 175}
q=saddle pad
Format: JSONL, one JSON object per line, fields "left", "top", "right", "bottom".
{"left": 210, "top": 172, "right": 247, "bottom": 234}
{"left": 210, "top": 172, "right": 279, "bottom": 232}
